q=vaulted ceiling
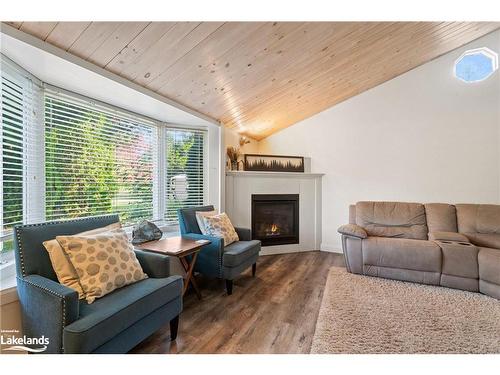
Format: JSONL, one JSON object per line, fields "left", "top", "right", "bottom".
{"left": 4, "top": 22, "right": 499, "bottom": 140}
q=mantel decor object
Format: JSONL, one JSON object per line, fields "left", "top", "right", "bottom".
{"left": 244, "top": 154, "right": 305, "bottom": 172}
{"left": 226, "top": 146, "right": 241, "bottom": 171}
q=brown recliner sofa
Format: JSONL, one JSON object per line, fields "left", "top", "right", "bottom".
{"left": 338, "top": 201, "right": 500, "bottom": 300}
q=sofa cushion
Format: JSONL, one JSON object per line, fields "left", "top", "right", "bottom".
{"left": 362, "top": 237, "right": 441, "bottom": 272}
{"left": 478, "top": 247, "right": 500, "bottom": 285}
{"left": 456, "top": 204, "right": 500, "bottom": 234}
{"left": 363, "top": 266, "right": 441, "bottom": 285}
{"left": 356, "top": 201, "right": 428, "bottom": 240}
{"left": 463, "top": 233, "right": 500, "bottom": 249}
{"left": 428, "top": 231, "right": 469, "bottom": 242}
{"left": 348, "top": 204, "right": 356, "bottom": 224}
{"left": 63, "top": 276, "right": 182, "bottom": 353}
{"left": 424, "top": 203, "right": 457, "bottom": 233}
{"left": 435, "top": 241, "right": 479, "bottom": 279}
{"left": 223, "top": 240, "right": 261, "bottom": 267}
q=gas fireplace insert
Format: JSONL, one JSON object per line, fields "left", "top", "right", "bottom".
{"left": 251, "top": 194, "right": 299, "bottom": 246}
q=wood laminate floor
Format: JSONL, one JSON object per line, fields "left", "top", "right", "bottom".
{"left": 131, "top": 251, "right": 344, "bottom": 354}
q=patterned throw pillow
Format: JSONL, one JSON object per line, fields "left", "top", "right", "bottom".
{"left": 56, "top": 229, "right": 147, "bottom": 304}
{"left": 43, "top": 222, "right": 121, "bottom": 299}
{"left": 195, "top": 210, "right": 217, "bottom": 234}
{"left": 200, "top": 213, "right": 239, "bottom": 246}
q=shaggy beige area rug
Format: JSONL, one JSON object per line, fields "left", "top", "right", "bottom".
{"left": 311, "top": 267, "right": 500, "bottom": 354}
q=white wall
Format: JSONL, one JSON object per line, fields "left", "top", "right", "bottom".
{"left": 219, "top": 128, "right": 260, "bottom": 211}
{"left": 224, "top": 127, "right": 260, "bottom": 154}
{"left": 259, "top": 31, "right": 500, "bottom": 252}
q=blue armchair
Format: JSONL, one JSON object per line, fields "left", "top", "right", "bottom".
{"left": 178, "top": 205, "right": 261, "bottom": 295}
{"left": 13, "top": 215, "right": 183, "bottom": 353}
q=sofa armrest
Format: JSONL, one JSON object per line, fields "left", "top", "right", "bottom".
{"left": 134, "top": 249, "right": 171, "bottom": 278}
{"left": 17, "top": 275, "right": 79, "bottom": 353}
{"left": 429, "top": 231, "right": 469, "bottom": 242}
{"left": 338, "top": 224, "right": 367, "bottom": 239}
{"left": 234, "top": 227, "right": 252, "bottom": 241}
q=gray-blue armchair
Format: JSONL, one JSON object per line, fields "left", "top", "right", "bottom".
{"left": 178, "top": 205, "right": 261, "bottom": 295}
{"left": 13, "top": 215, "right": 183, "bottom": 353}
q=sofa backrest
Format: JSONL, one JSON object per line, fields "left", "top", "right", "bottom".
{"left": 424, "top": 203, "right": 458, "bottom": 233}
{"left": 456, "top": 204, "right": 500, "bottom": 248}
{"left": 355, "top": 201, "right": 428, "bottom": 240}
{"left": 349, "top": 204, "right": 356, "bottom": 224}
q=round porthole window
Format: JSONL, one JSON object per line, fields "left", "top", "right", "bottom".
{"left": 454, "top": 47, "right": 498, "bottom": 83}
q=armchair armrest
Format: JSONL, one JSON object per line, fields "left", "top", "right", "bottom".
{"left": 337, "top": 224, "right": 367, "bottom": 239}
{"left": 234, "top": 227, "right": 252, "bottom": 241}
{"left": 428, "top": 231, "right": 469, "bottom": 242}
{"left": 17, "top": 274, "right": 79, "bottom": 353}
{"left": 182, "top": 233, "right": 224, "bottom": 278}
{"left": 134, "top": 249, "right": 171, "bottom": 278}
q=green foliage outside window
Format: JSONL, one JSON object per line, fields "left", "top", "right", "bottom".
{"left": 1, "top": 92, "right": 204, "bottom": 254}
{"left": 44, "top": 97, "right": 154, "bottom": 225}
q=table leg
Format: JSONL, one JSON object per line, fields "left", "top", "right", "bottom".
{"left": 180, "top": 253, "right": 202, "bottom": 299}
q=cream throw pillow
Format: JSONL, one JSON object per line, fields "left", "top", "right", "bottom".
{"left": 195, "top": 210, "right": 217, "bottom": 234}
{"left": 56, "top": 229, "right": 147, "bottom": 304}
{"left": 200, "top": 213, "right": 239, "bottom": 246}
{"left": 43, "top": 222, "right": 121, "bottom": 299}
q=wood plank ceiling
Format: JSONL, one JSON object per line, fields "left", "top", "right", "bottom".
{"left": 5, "top": 22, "right": 499, "bottom": 140}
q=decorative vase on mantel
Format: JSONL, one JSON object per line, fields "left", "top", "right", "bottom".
{"left": 226, "top": 146, "right": 241, "bottom": 171}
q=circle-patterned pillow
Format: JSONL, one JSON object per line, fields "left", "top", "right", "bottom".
{"left": 56, "top": 229, "right": 147, "bottom": 304}
{"left": 200, "top": 212, "right": 239, "bottom": 246}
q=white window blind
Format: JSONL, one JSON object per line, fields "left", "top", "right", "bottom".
{"left": 44, "top": 90, "right": 158, "bottom": 225}
{"left": 165, "top": 128, "right": 206, "bottom": 222}
{"left": 1, "top": 57, "right": 43, "bottom": 241}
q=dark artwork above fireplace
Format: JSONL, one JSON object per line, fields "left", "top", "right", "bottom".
{"left": 251, "top": 194, "right": 299, "bottom": 246}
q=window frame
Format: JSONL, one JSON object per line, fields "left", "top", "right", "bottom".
{"left": 454, "top": 47, "right": 499, "bottom": 83}
{"left": 164, "top": 125, "right": 209, "bottom": 224}
{"left": 0, "top": 55, "right": 209, "bottom": 262}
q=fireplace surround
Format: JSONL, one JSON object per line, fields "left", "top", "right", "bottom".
{"left": 225, "top": 170, "right": 323, "bottom": 254}
{"left": 251, "top": 194, "right": 299, "bottom": 246}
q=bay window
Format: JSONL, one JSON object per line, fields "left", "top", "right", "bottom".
{"left": 0, "top": 55, "right": 208, "bottom": 264}
{"left": 165, "top": 128, "right": 206, "bottom": 222}
{"left": 44, "top": 91, "right": 157, "bottom": 225}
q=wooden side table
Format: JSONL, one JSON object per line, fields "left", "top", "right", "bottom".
{"left": 135, "top": 236, "right": 211, "bottom": 299}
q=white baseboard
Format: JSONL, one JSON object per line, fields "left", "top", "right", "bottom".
{"left": 259, "top": 247, "right": 315, "bottom": 256}
{"left": 320, "top": 243, "right": 343, "bottom": 253}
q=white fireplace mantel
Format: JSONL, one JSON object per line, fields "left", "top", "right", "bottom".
{"left": 225, "top": 171, "right": 325, "bottom": 178}
{"left": 224, "top": 170, "right": 324, "bottom": 255}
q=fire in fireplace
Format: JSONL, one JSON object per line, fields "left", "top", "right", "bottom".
{"left": 251, "top": 194, "right": 299, "bottom": 246}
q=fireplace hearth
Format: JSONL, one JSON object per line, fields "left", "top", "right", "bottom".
{"left": 251, "top": 194, "right": 299, "bottom": 246}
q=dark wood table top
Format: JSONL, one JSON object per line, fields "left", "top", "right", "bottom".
{"left": 135, "top": 236, "right": 211, "bottom": 257}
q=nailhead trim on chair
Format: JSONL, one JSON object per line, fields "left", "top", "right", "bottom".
{"left": 15, "top": 227, "right": 27, "bottom": 278}
{"left": 218, "top": 249, "right": 223, "bottom": 278}
{"left": 14, "top": 215, "right": 117, "bottom": 353}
